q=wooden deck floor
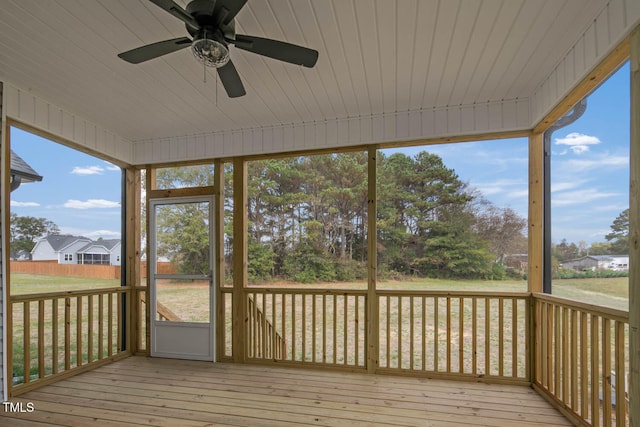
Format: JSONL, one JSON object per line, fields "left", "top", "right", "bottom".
{"left": 2, "top": 356, "right": 571, "bottom": 427}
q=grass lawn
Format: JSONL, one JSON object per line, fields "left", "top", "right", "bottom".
{"left": 10, "top": 273, "right": 120, "bottom": 295}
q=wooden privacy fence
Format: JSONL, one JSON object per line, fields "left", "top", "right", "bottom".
{"left": 9, "top": 286, "right": 130, "bottom": 395}
{"left": 533, "top": 293, "right": 630, "bottom": 427}
{"left": 11, "top": 261, "right": 121, "bottom": 280}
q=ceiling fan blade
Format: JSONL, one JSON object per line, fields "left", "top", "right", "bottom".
{"left": 233, "top": 35, "right": 318, "bottom": 67}
{"left": 215, "top": 0, "right": 248, "bottom": 25}
{"left": 118, "top": 37, "right": 191, "bottom": 64}
{"left": 148, "top": 0, "right": 199, "bottom": 31}
{"left": 217, "top": 60, "right": 246, "bottom": 98}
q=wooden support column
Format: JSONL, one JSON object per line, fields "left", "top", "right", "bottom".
{"left": 366, "top": 146, "right": 378, "bottom": 374}
{"left": 213, "top": 159, "right": 225, "bottom": 361}
{"left": 528, "top": 132, "right": 544, "bottom": 384}
{"left": 124, "top": 167, "right": 141, "bottom": 353}
{"left": 143, "top": 167, "right": 154, "bottom": 353}
{"left": 629, "top": 24, "right": 640, "bottom": 427}
{"left": 528, "top": 132, "right": 544, "bottom": 294}
{"left": 232, "top": 158, "right": 247, "bottom": 363}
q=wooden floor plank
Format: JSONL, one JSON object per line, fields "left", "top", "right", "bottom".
{"left": 4, "top": 356, "right": 572, "bottom": 427}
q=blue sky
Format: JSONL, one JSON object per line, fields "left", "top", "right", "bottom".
{"left": 10, "top": 129, "right": 122, "bottom": 240}
{"left": 10, "top": 62, "right": 629, "bottom": 246}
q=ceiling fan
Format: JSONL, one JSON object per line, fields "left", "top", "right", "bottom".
{"left": 118, "top": 0, "right": 319, "bottom": 98}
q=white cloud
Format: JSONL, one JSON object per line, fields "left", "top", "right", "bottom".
{"left": 104, "top": 161, "right": 120, "bottom": 172}
{"left": 71, "top": 165, "right": 104, "bottom": 175}
{"left": 10, "top": 201, "right": 40, "bottom": 207}
{"left": 562, "top": 155, "right": 629, "bottom": 172}
{"left": 555, "top": 132, "right": 601, "bottom": 154}
{"left": 550, "top": 180, "right": 588, "bottom": 193}
{"left": 552, "top": 188, "right": 619, "bottom": 207}
{"left": 64, "top": 199, "right": 121, "bottom": 209}
{"left": 60, "top": 227, "right": 121, "bottom": 239}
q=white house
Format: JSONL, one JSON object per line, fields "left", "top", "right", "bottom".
{"left": 560, "top": 255, "right": 629, "bottom": 272}
{"left": 31, "top": 235, "right": 121, "bottom": 266}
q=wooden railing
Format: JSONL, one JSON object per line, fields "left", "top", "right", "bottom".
{"left": 243, "top": 289, "right": 367, "bottom": 368}
{"left": 247, "top": 295, "right": 287, "bottom": 360}
{"left": 9, "top": 287, "right": 130, "bottom": 395}
{"left": 377, "top": 291, "right": 530, "bottom": 383}
{"left": 533, "top": 293, "right": 629, "bottom": 427}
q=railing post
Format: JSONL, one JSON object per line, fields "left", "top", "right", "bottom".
{"left": 629, "top": 23, "right": 640, "bottom": 427}
{"left": 366, "top": 146, "right": 378, "bottom": 374}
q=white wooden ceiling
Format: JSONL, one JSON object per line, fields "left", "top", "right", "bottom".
{"left": 1, "top": 0, "right": 638, "bottom": 164}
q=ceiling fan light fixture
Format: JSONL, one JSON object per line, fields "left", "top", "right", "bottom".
{"left": 191, "top": 38, "right": 229, "bottom": 68}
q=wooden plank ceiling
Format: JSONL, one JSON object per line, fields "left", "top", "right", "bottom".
{"left": 0, "top": 0, "right": 624, "bottom": 156}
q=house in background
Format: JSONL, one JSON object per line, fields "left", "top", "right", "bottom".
{"left": 560, "top": 255, "right": 629, "bottom": 272}
{"left": 77, "top": 239, "right": 121, "bottom": 266}
{"left": 10, "top": 149, "right": 42, "bottom": 192}
{"left": 31, "top": 235, "right": 122, "bottom": 266}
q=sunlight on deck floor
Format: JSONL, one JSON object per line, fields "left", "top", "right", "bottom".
{"left": 2, "top": 356, "right": 571, "bottom": 426}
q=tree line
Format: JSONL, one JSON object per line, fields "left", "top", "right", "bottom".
{"left": 226, "top": 151, "right": 527, "bottom": 283}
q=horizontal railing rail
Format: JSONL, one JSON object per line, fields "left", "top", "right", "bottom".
{"left": 533, "top": 293, "right": 629, "bottom": 427}
{"left": 10, "top": 286, "right": 131, "bottom": 395}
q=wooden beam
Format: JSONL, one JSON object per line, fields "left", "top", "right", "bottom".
{"left": 124, "top": 167, "right": 141, "bottom": 353}
{"left": 533, "top": 36, "right": 630, "bottom": 134}
{"left": 528, "top": 132, "right": 544, "bottom": 293}
{"left": 3, "top": 103, "right": 13, "bottom": 399}
{"left": 214, "top": 159, "right": 225, "bottom": 361}
{"left": 232, "top": 158, "right": 247, "bottom": 363}
{"left": 629, "top": 23, "right": 640, "bottom": 427}
{"left": 366, "top": 146, "right": 378, "bottom": 374}
{"left": 143, "top": 168, "right": 152, "bottom": 353}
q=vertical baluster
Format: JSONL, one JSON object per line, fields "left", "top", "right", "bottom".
{"left": 446, "top": 297, "right": 451, "bottom": 373}
{"left": 459, "top": 297, "right": 464, "bottom": 374}
{"left": 52, "top": 298, "right": 59, "bottom": 374}
{"left": 354, "top": 295, "right": 359, "bottom": 366}
{"left": 262, "top": 292, "right": 267, "bottom": 359}
{"left": 282, "top": 294, "right": 286, "bottom": 360}
{"left": 77, "top": 296, "right": 83, "bottom": 367}
{"left": 591, "top": 314, "right": 600, "bottom": 427}
{"left": 571, "top": 309, "right": 578, "bottom": 410}
{"left": 409, "top": 296, "right": 414, "bottom": 371}
{"left": 23, "top": 301, "right": 31, "bottom": 384}
{"left": 311, "top": 294, "right": 316, "bottom": 363}
{"left": 435, "top": 297, "right": 440, "bottom": 372}
{"left": 422, "top": 296, "right": 426, "bottom": 372}
{"left": 580, "top": 311, "right": 589, "bottom": 418}
{"left": 292, "top": 293, "right": 297, "bottom": 362}
{"left": 484, "top": 298, "right": 490, "bottom": 376}
{"left": 322, "top": 294, "right": 327, "bottom": 364}
{"left": 554, "top": 304, "right": 561, "bottom": 395}
{"left": 88, "top": 295, "right": 94, "bottom": 363}
{"left": 332, "top": 294, "right": 336, "bottom": 364}
{"left": 271, "top": 293, "right": 280, "bottom": 359}
{"left": 386, "top": 295, "right": 391, "bottom": 369}
{"left": 614, "top": 321, "right": 627, "bottom": 421}
{"left": 38, "top": 300, "right": 45, "bottom": 378}
{"left": 343, "top": 295, "right": 348, "bottom": 365}
{"left": 398, "top": 296, "right": 403, "bottom": 370}
{"left": 547, "top": 302, "right": 554, "bottom": 391}
{"left": 512, "top": 298, "right": 518, "bottom": 378}
{"left": 98, "top": 294, "right": 104, "bottom": 359}
{"left": 562, "top": 306, "right": 569, "bottom": 403}
{"left": 301, "top": 294, "right": 306, "bottom": 362}
{"left": 108, "top": 293, "right": 113, "bottom": 356}
{"left": 64, "top": 297, "right": 71, "bottom": 371}
{"left": 498, "top": 297, "right": 504, "bottom": 377}
{"left": 601, "top": 318, "right": 612, "bottom": 427}
{"left": 472, "top": 297, "right": 477, "bottom": 375}
{"left": 117, "top": 291, "right": 122, "bottom": 352}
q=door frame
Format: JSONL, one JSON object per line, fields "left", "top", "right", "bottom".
{"left": 148, "top": 195, "right": 216, "bottom": 361}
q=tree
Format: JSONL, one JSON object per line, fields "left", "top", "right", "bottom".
{"left": 10, "top": 213, "right": 59, "bottom": 259}
{"left": 605, "top": 208, "right": 629, "bottom": 254}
